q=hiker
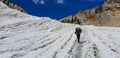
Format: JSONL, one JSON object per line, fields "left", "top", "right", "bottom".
{"left": 75, "top": 27, "right": 82, "bottom": 43}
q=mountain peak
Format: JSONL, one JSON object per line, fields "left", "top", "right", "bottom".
{"left": 60, "top": 0, "right": 120, "bottom": 27}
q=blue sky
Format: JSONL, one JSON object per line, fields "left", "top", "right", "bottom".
{"left": 9, "top": 0, "right": 105, "bottom": 20}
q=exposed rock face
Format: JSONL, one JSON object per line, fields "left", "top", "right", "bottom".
{"left": 60, "top": 0, "right": 120, "bottom": 27}
{"left": 100, "top": 0, "right": 120, "bottom": 26}
{"left": 60, "top": 11, "right": 101, "bottom": 26}
{"left": 1, "top": 0, "right": 26, "bottom": 13}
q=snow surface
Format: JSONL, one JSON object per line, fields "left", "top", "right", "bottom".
{"left": 0, "top": 1, "right": 120, "bottom": 58}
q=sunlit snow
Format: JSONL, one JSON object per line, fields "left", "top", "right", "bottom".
{"left": 0, "top": 1, "right": 120, "bottom": 58}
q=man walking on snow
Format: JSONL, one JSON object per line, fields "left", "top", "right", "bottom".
{"left": 75, "top": 27, "right": 82, "bottom": 43}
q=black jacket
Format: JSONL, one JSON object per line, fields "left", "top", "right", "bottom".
{"left": 75, "top": 28, "right": 82, "bottom": 35}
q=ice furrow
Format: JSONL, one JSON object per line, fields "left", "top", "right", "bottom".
{"left": 53, "top": 33, "right": 74, "bottom": 58}
{"left": 29, "top": 28, "right": 67, "bottom": 51}
{"left": 55, "top": 33, "right": 77, "bottom": 58}
{"left": 21, "top": 28, "right": 69, "bottom": 58}
{"left": 37, "top": 31, "right": 73, "bottom": 58}
{"left": 87, "top": 28, "right": 118, "bottom": 58}
{"left": 90, "top": 28, "right": 120, "bottom": 57}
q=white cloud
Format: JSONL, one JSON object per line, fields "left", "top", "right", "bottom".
{"left": 56, "top": 0, "right": 64, "bottom": 4}
{"left": 32, "top": 0, "right": 65, "bottom": 5}
{"left": 39, "top": 0, "right": 45, "bottom": 5}
{"left": 87, "top": 0, "right": 103, "bottom": 1}
{"left": 32, "top": 0, "right": 45, "bottom": 5}
{"left": 32, "top": 0, "right": 39, "bottom": 4}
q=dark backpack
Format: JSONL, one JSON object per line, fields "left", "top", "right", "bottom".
{"left": 75, "top": 27, "right": 82, "bottom": 34}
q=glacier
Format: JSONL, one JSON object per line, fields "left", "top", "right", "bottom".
{"left": 0, "top": 1, "right": 120, "bottom": 58}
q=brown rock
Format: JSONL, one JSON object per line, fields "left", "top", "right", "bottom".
{"left": 1, "top": 0, "right": 26, "bottom": 13}
{"left": 60, "top": 0, "right": 120, "bottom": 27}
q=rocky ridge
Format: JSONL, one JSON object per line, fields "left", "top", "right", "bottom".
{"left": 1, "top": 0, "right": 26, "bottom": 13}
{"left": 60, "top": 0, "right": 120, "bottom": 27}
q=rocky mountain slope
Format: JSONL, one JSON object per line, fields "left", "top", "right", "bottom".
{"left": 0, "top": 1, "right": 120, "bottom": 58}
{"left": 60, "top": 0, "right": 120, "bottom": 27}
{"left": 1, "top": 0, "right": 26, "bottom": 13}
